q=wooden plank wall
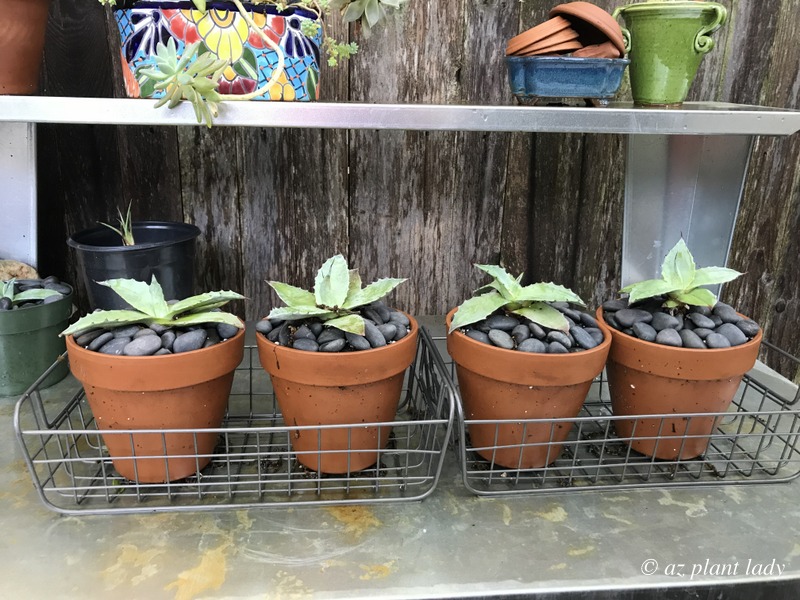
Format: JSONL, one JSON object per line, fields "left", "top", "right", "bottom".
{"left": 37, "top": 0, "right": 799, "bottom": 382}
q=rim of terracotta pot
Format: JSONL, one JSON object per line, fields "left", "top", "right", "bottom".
{"left": 596, "top": 307, "right": 762, "bottom": 380}
{"left": 506, "top": 16, "right": 572, "bottom": 56}
{"left": 66, "top": 328, "right": 245, "bottom": 392}
{"left": 550, "top": 2, "right": 626, "bottom": 56}
{"left": 446, "top": 307, "right": 611, "bottom": 387}
{"left": 257, "top": 312, "right": 419, "bottom": 386}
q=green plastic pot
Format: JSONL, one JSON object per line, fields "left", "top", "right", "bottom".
{"left": 0, "top": 287, "right": 73, "bottom": 397}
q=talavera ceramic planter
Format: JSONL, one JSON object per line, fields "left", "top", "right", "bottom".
{"left": 257, "top": 313, "right": 419, "bottom": 474}
{"left": 613, "top": 1, "right": 727, "bottom": 106}
{"left": 66, "top": 329, "right": 245, "bottom": 483}
{"left": 598, "top": 309, "right": 761, "bottom": 460}
{"left": 447, "top": 309, "right": 611, "bottom": 470}
{"left": 112, "top": 0, "right": 321, "bottom": 101}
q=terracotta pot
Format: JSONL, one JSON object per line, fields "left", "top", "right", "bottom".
{"left": 506, "top": 16, "right": 572, "bottom": 56}
{"left": 447, "top": 309, "right": 611, "bottom": 469}
{"left": 550, "top": 1, "right": 626, "bottom": 57}
{"left": 519, "top": 40, "right": 583, "bottom": 57}
{"left": 597, "top": 309, "right": 761, "bottom": 460}
{"left": 257, "top": 314, "right": 419, "bottom": 474}
{"left": 66, "top": 329, "right": 245, "bottom": 483}
{"left": 0, "top": 0, "right": 51, "bottom": 94}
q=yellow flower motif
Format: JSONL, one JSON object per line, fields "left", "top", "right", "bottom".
{"left": 269, "top": 70, "right": 296, "bottom": 102}
{"left": 185, "top": 9, "right": 249, "bottom": 63}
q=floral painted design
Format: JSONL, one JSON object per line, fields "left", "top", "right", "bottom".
{"left": 114, "top": 3, "right": 321, "bottom": 102}
{"left": 123, "top": 9, "right": 175, "bottom": 63}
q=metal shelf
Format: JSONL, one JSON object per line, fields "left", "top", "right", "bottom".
{"left": 1, "top": 96, "right": 800, "bottom": 135}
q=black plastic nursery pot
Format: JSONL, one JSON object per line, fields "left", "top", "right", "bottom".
{"left": 0, "top": 286, "right": 73, "bottom": 397}
{"left": 67, "top": 222, "right": 200, "bottom": 310}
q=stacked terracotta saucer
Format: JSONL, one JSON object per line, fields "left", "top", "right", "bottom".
{"left": 505, "top": 2, "right": 625, "bottom": 59}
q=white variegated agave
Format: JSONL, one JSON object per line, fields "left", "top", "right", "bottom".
{"left": 2, "top": 280, "right": 62, "bottom": 306}
{"left": 621, "top": 239, "right": 743, "bottom": 309}
{"left": 449, "top": 265, "right": 585, "bottom": 334}
{"left": 61, "top": 277, "right": 244, "bottom": 337}
{"left": 267, "top": 255, "right": 406, "bottom": 336}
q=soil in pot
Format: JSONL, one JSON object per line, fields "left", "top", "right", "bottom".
{"left": 447, "top": 304, "right": 611, "bottom": 469}
{"left": 0, "top": 277, "right": 73, "bottom": 397}
{"left": 599, "top": 299, "right": 762, "bottom": 460}
{"left": 67, "top": 221, "right": 200, "bottom": 310}
{"left": 66, "top": 327, "right": 245, "bottom": 483}
{"left": 256, "top": 302, "right": 418, "bottom": 474}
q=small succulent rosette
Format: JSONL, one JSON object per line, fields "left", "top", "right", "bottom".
{"left": 114, "top": 0, "right": 321, "bottom": 101}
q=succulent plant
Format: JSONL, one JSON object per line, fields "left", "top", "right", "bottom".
{"left": 1, "top": 280, "right": 61, "bottom": 309}
{"left": 98, "top": 202, "right": 136, "bottom": 246}
{"left": 449, "top": 265, "right": 585, "bottom": 334}
{"left": 267, "top": 254, "right": 406, "bottom": 336}
{"left": 61, "top": 277, "right": 244, "bottom": 337}
{"left": 621, "top": 239, "right": 743, "bottom": 309}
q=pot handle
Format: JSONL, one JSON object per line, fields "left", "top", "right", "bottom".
{"left": 611, "top": 7, "right": 631, "bottom": 54}
{"left": 695, "top": 3, "right": 728, "bottom": 54}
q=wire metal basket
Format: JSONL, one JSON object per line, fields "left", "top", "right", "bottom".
{"left": 14, "top": 328, "right": 456, "bottom": 515}
{"left": 449, "top": 339, "right": 800, "bottom": 496}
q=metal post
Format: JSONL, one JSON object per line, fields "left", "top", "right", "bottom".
{"left": 622, "top": 134, "right": 754, "bottom": 289}
{"left": 0, "top": 122, "right": 38, "bottom": 268}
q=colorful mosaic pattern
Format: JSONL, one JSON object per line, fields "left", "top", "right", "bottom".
{"left": 114, "top": 1, "right": 321, "bottom": 102}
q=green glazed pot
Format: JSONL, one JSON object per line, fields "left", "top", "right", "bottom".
{"left": 0, "top": 287, "right": 73, "bottom": 397}
{"left": 613, "top": 1, "right": 727, "bottom": 106}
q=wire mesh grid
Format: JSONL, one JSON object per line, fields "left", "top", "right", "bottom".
{"left": 443, "top": 337, "right": 800, "bottom": 496}
{"left": 13, "top": 328, "right": 456, "bottom": 515}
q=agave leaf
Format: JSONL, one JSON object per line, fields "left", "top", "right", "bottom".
{"left": 344, "top": 278, "right": 406, "bottom": 309}
{"left": 661, "top": 239, "right": 695, "bottom": 289}
{"left": 314, "top": 255, "right": 350, "bottom": 309}
{"left": 267, "top": 306, "right": 337, "bottom": 322}
{"left": 13, "top": 289, "right": 61, "bottom": 303}
{"left": 167, "top": 311, "right": 243, "bottom": 329}
{"left": 325, "top": 314, "right": 365, "bottom": 336}
{"left": 267, "top": 281, "right": 316, "bottom": 308}
{"left": 347, "top": 269, "right": 362, "bottom": 299}
{"left": 168, "top": 290, "right": 245, "bottom": 317}
{"left": 448, "top": 292, "right": 508, "bottom": 333}
{"left": 515, "top": 282, "right": 585, "bottom": 306}
{"left": 669, "top": 288, "right": 717, "bottom": 308}
{"left": 623, "top": 278, "right": 678, "bottom": 305}
{"left": 690, "top": 266, "right": 743, "bottom": 288}
{"left": 98, "top": 277, "right": 170, "bottom": 318}
{"left": 61, "top": 310, "right": 151, "bottom": 337}
{"left": 2, "top": 280, "right": 15, "bottom": 300}
{"left": 474, "top": 264, "right": 521, "bottom": 300}
{"left": 512, "top": 302, "right": 570, "bottom": 332}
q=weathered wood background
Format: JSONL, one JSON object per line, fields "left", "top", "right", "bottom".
{"left": 37, "top": 0, "right": 799, "bottom": 382}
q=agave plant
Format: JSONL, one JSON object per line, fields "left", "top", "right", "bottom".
{"left": 98, "top": 202, "right": 136, "bottom": 246}
{"left": 621, "top": 239, "right": 743, "bottom": 309}
{"left": 449, "top": 265, "right": 585, "bottom": 334}
{"left": 61, "top": 277, "right": 244, "bottom": 337}
{"left": 1, "top": 280, "right": 62, "bottom": 309}
{"left": 267, "top": 254, "right": 405, "bottom": 336}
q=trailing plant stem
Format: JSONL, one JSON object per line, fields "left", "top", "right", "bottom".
{"left": 218, "top": 0, "right": 286, "bottom": 102}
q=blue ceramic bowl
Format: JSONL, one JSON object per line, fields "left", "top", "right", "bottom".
{"left": 506, "top": 56, "right": 630, "bottom": 100}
